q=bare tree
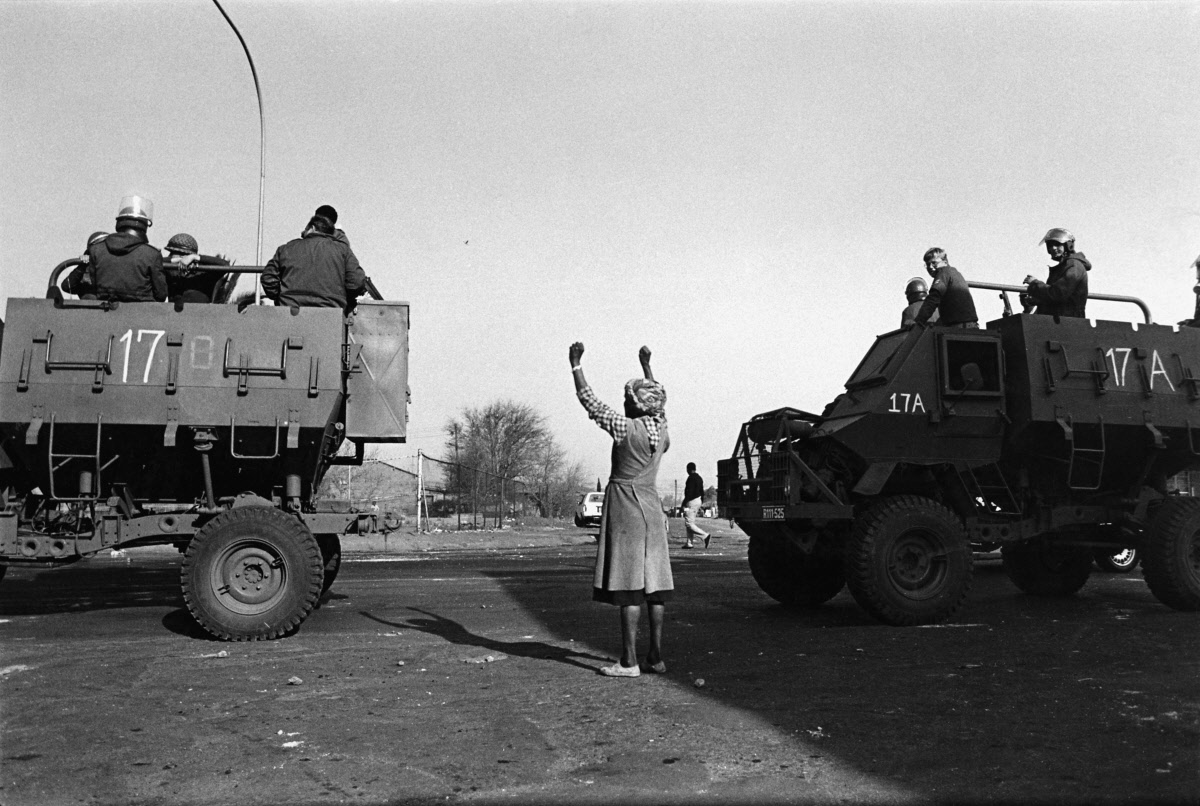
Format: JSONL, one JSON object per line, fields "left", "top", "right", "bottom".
{"left": 447, "top": 400, "right": 548, "bottom": 526}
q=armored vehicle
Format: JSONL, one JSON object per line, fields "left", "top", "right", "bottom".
{"left": 0, "top": 260, "right": 409, "bottom": 640}
{"left": 718, "top": 283, "right": 1200, "bottom": 625}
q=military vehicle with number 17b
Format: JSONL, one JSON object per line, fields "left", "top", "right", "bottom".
{"left": 0, "top": 259, "right": 409, "bottom": 640}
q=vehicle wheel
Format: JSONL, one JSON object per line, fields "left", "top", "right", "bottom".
{"left": 0, "top": 565, "right": 6, "bottom": 584}
{"left": 1141, "top": 497, "right": 1200, "bottom": 611}
{"left": 844, "top": 496, "right": 973, "bottom": 626}
{"left": 181, "top": 507, "right": 323, "bottom": 641}
{"left": 746, "top": 526, "right": 845, "bottom": 608}
{"left": 574, "top": 514, "right": 585, "bottom": 528}
{"left": 1001, "top": 540, "right": 1091, "bottom": 596}
{"left": 1094, "top": 547, "right": 1139, "bottom": 573}
{"left": 317, "top": 535, "right": 341, "bottom": 595}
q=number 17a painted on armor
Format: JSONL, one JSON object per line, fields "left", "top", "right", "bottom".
{"left": 888, "top": 392, "right": 926, "bottom": 413}
{"left": 118, "top": 328, "right": 165, "bottom": 384}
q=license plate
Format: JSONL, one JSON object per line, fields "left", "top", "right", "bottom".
{"left": 762, "top": 506, "right": 785, "bottom": 520}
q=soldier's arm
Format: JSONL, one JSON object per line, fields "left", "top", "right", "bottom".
{"left": 148, "top": 250, "right": 169, "bottom": 302}
{"left": 343, "top": 248, "right": 366, "bottom": 299}
{"left": 912, "top": 272, "right": 946, "bottom": 326}
{"left": 1028, "top": 265, "right": 1083, "bottom": 305}
{"left": 260, "top": 251, "right": 282, "bottom": 300}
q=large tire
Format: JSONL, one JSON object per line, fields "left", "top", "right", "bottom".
{"left": 181, "top": 507, "right": 323, "bottom": 641}
{"left": 1141, "top": 497, "right": 1200, "bottom": 611}
{"left": 317, "top": 535, "right": 342, "bottom": 595}
{"left": 746, "top": 528, "right": 845, "bottom": 607}
{"left": 1001, "top": 540, "right": 1091, "bottom": 596}
{"left": 1094, "top": 547, "right": 1139, "bottom": 573}
{"left": 844, "top": 496, "right": 973, "bottom": 626}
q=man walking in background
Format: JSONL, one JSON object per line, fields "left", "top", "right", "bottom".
{"left": 682, "top": 462, "right": 709, "bottom": 549}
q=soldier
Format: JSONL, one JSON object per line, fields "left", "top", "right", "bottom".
{"left": 1023, "top": 228, "right": 1091, "bottom": 318}
{"left": 909, "top": 248, "right": 978, "bottom": 329}
{"left": 315, "top": 204, "right": 352, "bottom": 247}
{"left": 261, "top": 211, "right": 365, "bottom": 310}
{"left": 163, "top": 233, "right": 233, "bottom": 304}
{"left": 901, "top": 276, "right": 938, "bottom": 328}
{"left": 68, "top": 197, "right": 166, "bottom": 302}
{"left": 62, "top": 231, "right": 109, "bottom": 299}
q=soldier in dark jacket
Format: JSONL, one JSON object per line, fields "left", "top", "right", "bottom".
{"left": 262, "top": 212, "right": 365, "bottom": 309}
{"left": 67, "top": 196, "right": 166, "bottom": 302}
{"left": 910, "top": 248, "right": 978, "bottom": 328}
{"left": 163, "top": 233, "right": 233, "bottom": 304}
{"left": 1023, "top": 228, "right": 1091, "bottom": 318}
{"left": 62, "top": 231, "right": 109, "bottom": 299}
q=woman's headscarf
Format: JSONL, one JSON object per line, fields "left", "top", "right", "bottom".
{"left": 624, "top": 378, "right": 667, "bottom": 417}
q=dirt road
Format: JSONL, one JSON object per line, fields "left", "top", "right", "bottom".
{"left": 1, "top": 520, "right": 1196, "bottom": 805}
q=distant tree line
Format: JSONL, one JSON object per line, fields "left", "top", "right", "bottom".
{"left": 445, "top": 400, "right": 587, "bottom": 520}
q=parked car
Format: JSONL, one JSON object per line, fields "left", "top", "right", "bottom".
{"left": 574, "top": 492, "right": 605, "bottom": 528}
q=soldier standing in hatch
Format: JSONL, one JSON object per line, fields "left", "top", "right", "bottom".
{"left": 900, "top": 276, "right": 938, "bottom": 328}
{"left": 261, "top": 211, "right": 365, "bottom": 310}
{"left": 1022, "top": 228, "right": 1091, "bottom": 318}
{"left": 909, "top": 248, "right": 978, "bottom": 329}
{"left": 67, "top": 197, "right": 166, "bottom": 302}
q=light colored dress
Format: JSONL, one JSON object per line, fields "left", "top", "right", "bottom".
{"left": 577, "top": 385, "right": 673, "bottom": 604}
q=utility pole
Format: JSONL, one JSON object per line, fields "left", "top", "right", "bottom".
{"left": 454, "top": 424, "right": 462, "bottom": 531}
{"left": 416, "top": 450, "right": 423, "bottom": 534}
{"left": 674, "top": 479, "right": 678, "bottom": 509}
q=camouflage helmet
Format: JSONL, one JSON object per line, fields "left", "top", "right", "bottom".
{"left": 166, "top": 233, "right": 199, "bottom": 256}
{"left": 115, "top": 195, "right": 153, "bottom": 227}
{"left": 905, "top": 276, "right": 928, "bottom": 301}
{"left": 1039, "top": 228, "right": 1075, "bottom": 246}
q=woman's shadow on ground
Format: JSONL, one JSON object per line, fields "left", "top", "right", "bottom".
{"left": 360, "top": 607, "right": 611, "bottom": 672}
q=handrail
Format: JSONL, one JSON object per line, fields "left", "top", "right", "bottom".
{"left": 47, "top": 259, "right": 83, "bottom": 297}
{"left": 968, "top": 281, "right": 1153, "bottom": 325}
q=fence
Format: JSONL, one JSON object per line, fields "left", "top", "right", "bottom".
{"left": 416, "top": 451, "right": 530, "bottom": 533}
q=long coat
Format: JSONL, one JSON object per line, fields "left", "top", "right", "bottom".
{"left": 593, "top": 418, "right": 673, "bottom": 596}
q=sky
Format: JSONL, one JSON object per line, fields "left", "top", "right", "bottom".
{"left": 3, "top": 0, "right": 1199, "bottom": 497}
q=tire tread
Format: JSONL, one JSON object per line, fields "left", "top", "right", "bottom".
{"left": 181, "top": 507, "right": 323, "bottom": 641}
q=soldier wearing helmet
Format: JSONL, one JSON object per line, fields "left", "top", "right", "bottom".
{"left": 909, "top": 248, "right": 978, "bottom": 329}
{"left": 69, "top": 196, "right": 167, "bottom": 302}
{"left": 900, "top": 276, "right": 938, "bottom": 328}
{"left": 62, "top": 231, "right": 110, "bottom": 299}
{"left": 163, "top": 233, "right": 233, "bottom": 304}
{"left": 1022, "top": 228, "right": 1091, "bottom": 318}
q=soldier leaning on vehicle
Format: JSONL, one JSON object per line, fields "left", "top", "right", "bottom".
{"left": 163, "top": 233, "right": 234, "bottom": 304}
{"left": 909, "top": 248, "right": 978, "bottom": 329}
{"left": 1022, "top": 228, "right": 1091, "bottom": 318}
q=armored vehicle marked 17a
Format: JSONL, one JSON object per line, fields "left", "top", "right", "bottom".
{"left": 718, "top": 284, "right": 1200, "bottom": 625}
{"left": 0, "top": 261, "right": 408, "bottom": 640}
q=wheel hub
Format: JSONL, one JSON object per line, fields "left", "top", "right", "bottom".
{"left": 212, "top": 542, "right": 287, "bottom": 614}
{"left": 887, "top": 531, "right": 948, "bottom": 598}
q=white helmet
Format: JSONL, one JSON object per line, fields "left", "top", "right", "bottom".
{"left": 1039, "top": 228, "right": 1074, "bottom": 246}
{"left": 116, "top": 195, "right": 154, "bottom": 227}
